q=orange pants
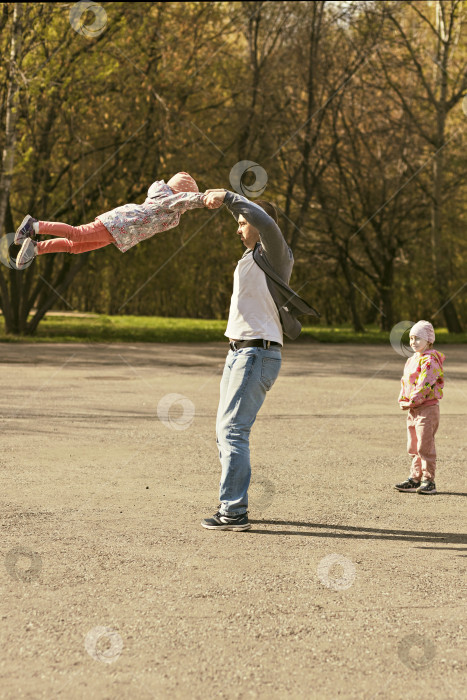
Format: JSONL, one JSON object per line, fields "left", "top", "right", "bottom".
{"left": 407, "top": 404, "right": 440, "bottom": 481}
{"left": 36, "top": 220, "right": 114, "bottom": 255}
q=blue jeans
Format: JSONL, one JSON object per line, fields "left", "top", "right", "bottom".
{"left": 216, "top": 346, "right": 282, "bottom": 516}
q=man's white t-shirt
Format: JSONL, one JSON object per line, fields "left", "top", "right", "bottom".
{"left": 225, "top": 252, "right": 283, "bottom": 345}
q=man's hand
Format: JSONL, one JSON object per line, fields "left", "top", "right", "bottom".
{"left": 203, "top": 189, "right": 227, "bottom": 209}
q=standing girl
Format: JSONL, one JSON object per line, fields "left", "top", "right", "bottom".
{"left": 395, "top": 320, "right": 445, "bottom": 495}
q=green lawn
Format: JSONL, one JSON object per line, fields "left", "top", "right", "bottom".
{"left": 0, "top": 314, "right": 466, "bottom": 344}
{"left": 0, "top": 315, "right": 226, "bottom": 343}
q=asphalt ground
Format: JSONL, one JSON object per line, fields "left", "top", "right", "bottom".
{"left": 1, "top": 342, "right": 466, "bottom": 699}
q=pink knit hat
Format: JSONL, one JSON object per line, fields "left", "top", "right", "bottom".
{"left": 167, "top": 172, "right": 199, "bottom": 193}
{"left": 410, "top": 320, "right": 435, "bottom": 344}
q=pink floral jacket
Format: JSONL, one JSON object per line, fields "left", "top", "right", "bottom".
{"left": 96, "top": 180, "right": 205, "bottom": 253}
{"left": 398, "top": 349, "right": 445, "bottom": 408}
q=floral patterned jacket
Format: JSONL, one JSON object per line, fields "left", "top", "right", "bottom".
{"left": 96, "top": 180, "right": 205, "bottom": 253}
{"left": 398, "top": 349, "right": 445, "bottom": 408}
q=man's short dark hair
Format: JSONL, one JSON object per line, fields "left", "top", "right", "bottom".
{"left": 256, "top": 200, "right": 278, "bottom": 224}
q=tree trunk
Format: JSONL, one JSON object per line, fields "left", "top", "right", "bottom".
{"left": 379, "top": 260, "right": 394, "bottom": 331}
{"left": 237, "top": 3, "right": 261, "bottom": 158}
{"left": 0, "top": 4, "right": 22, "bottom": 335}
{"left": 5, "top": 197, "right": 24, "bottom": 334}
{"left": 379, "top": 287, "right": 393, "bottom": 332}
{"left": 364, "top": 294, "right": 380, "bottom": 325}
{"left": 0, "top": 4, "right": 22, "bottom": 236}
{"left": 26, "top": 256, "right": 89, "bottom": 334}
{"left": 338, "top": 252, "right": 365, "bottom": 332}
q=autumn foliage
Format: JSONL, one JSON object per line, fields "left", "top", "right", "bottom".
{"left": 0, "top": 1, "right": 466, "bottom": 334}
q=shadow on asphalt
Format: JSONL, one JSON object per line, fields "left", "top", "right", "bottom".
{"left": 248, "top": 520, "right": 467, "bottom": 545}
{"left": 415, "top": 546, "right": 467, "bottom": 556}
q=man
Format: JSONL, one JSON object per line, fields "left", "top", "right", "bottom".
{"left": 201, "top": 188, "right": 319, "bottom": 531}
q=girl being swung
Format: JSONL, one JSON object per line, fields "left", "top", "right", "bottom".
{"left": 14, "top": 172, "right": 213, "bottom": 269}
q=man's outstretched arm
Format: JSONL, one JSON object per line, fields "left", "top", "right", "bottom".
{"left": 204, "top": 189, "right": 291, "bottom": 270}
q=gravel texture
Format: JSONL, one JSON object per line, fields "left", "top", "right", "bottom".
{"left": 1, "top": 342, "right": 465, "bottom": 699}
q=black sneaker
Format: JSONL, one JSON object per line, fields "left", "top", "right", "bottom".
{"left": 417, "top": 481, "right": 437, "bottom": 495}
{"left": 394, "top": 478, "right": 421, "bottom": 492}
{"left": 201, "top": 510, "right": 251, "bottom": 531}
{"left": 14, "top": 215, "right": 37, "bottom": 245}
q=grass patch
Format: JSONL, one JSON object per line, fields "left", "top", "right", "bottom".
{"left": 301, "top": 326, "right": 467, "bottom": 344}
{"left": 0, "top": 315, "right": 466, "bottom": 344}
{"left": 0, "top": 315, "right": 227, "bottom": 343}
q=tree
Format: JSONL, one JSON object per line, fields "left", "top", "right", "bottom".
{"left": 1, "top": 1, "right": 465, "bottom": 333}
{"left": 0, "top": 3, "right": 23, "bottom": 333}
{"left": 379, "top": 0, "right": 467, "bottom": 331}
{"left": 0, "top": 2, "right": 131, "bottom": 333}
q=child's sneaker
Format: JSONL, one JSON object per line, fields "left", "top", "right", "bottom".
{"left": 14, "top": 215, "right": 37, "bottom": 245}
{"left": 201, "top": 510, "right": 251, "bottom": 531}
{"left": 417, "top": 480, "right": 437, "bottom": 495}
{"left": 394, "top": 477, "right": 421, "bottom": 492}
{"left": 15, "top": 238, "right": 37, "bottom": 269}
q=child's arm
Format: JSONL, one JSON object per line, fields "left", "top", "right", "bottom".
{"left": 147, "top": 181, "right": 206, "bottom": 211}
{"left": 407, "top": 355, "right": 443, "bottom": 407}
{"left": 162, "top": 191, "right": 207, "bottom": 212}
{"left": 398, "top": 359, "right": 411, "bottom": 409}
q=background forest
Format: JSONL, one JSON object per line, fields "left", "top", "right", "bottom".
{"left": 0, "top": 0, "right": 466, "bottom": 335}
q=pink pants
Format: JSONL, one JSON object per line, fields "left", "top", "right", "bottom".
{"left": 407, "top": 404, "right": 440, "bottom": 481}
{"left": 36, "top": 220, "right": 114, "bottom": 255}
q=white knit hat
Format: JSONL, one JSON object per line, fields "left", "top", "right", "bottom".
{"left": 410, "top": 320, "right": 435, "bottom": 344}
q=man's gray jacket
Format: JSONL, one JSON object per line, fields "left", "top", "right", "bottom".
{"left": 224, "top": 191, "right": 320, "bottom": 340}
